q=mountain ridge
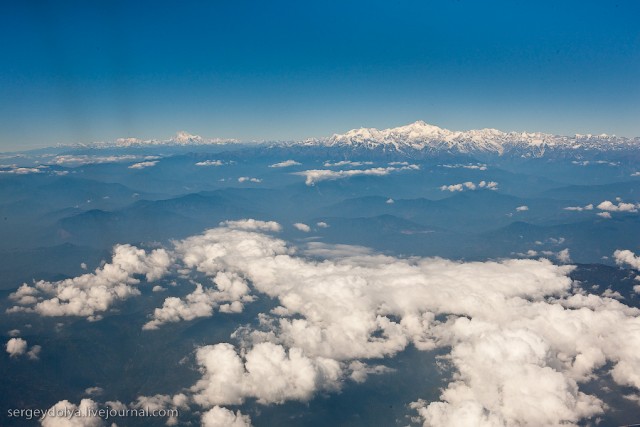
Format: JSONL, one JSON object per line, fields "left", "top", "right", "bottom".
{"left": 300, "top": 121, "right": 640, "bottom": 156}
{"left": 33, "top": 121, "right": 640, "bottom": 157}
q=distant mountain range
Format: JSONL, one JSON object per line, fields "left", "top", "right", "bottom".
{"left": 63, "top": 131, "right": 239, "bottom": 149}
{"left": 50, "top": 121, "right": 640, "bottom": 157}
{"left": 300, "top": 121, "right": 640, "bottom": 156}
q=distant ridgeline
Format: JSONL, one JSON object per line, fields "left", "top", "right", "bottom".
{"left": 48, "top": 121, "right": 638, "bottom": 157}
{"left": 289, "top": 121, "right": 640, "bottom": 159}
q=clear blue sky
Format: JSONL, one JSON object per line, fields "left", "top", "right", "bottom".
{"left": 1, "top": 0, "right": 639, "bottom": 150}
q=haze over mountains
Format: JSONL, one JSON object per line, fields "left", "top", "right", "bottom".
{"left": 2, "top": 120, "right": 640, "bottom": 427}
{"left": 1, "top": 120, "right": 639, "bottom": 282}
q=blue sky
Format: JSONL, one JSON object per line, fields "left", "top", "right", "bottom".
{"left": 1, "top": 0, "right": 639, "bottom": 150}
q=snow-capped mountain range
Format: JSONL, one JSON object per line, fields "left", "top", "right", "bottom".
{"left": 301, "top": 121, "right": 640, "bottom": 156}
{"left": 60, "top": 131, "right": 238, "bottom": 149}
{"left": 55, "top": 122, "right": 639, "bottom": 157}
{"left": 115, "top": 131, "right": 238, "bottom": 147}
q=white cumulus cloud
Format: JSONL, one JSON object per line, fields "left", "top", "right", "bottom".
{"left": 556, "top": 248, "right": 571, "bottom": 263}
{"left": 238, "top": 177, "right": 262, "bottom": 183}
{"left": 144, "top": 273, "right": 252, "bottom": 330}
{"left": 128, "top": 161, "right": 158, "bottom": 169}
{"left": 0, "top": 166, "right": 47, "bottom": 175}
{"left": 614, "top": 249, "right": 640, "bottom": 270}
{"left": 564, "top": 204, "right": 594, "bottom": 211}
{"left": 269, "top": 160, "right": 301, "bottom": 168}
{"left": 202, "top": 406, "right": 252, "bottom": 427}
{"left": 219, "top": 219, "right": 281, "bottom": 232}
{"left": 196, "top": 160, "right": 225, "bottom": 167}
{"left": 27, "top": 345, "right": 42, "bottom": 360}
{"left": 8, "top": 245, "right": 172, "bottom": 319}
{"left": 323, "top": 160, "right": 373, "bottom": 167}
{"left": 293, "top": 223, "right": 311, "bottom": 232}
{"left": 6, "top": 337, "right": 27, "bottom": 357}
{"left": 191, "top": 342, "right": 341, "bottom": 406}
{"left": 597, "top": 200, "right": 639, "bottom": 212}
{"left": 441, "top": 181, "right": 498, "bottom": 192}
{"left": 131, "top": 393, "right": 188, "bottom": 425}
{"left": 295, "top": 165, "right": 419, "bottom": 185}
{"left": 439, "top": 163, "right": 487, "bottom": 170}
{"left": 40, "top": 399, "right": 103, "bottom": 427}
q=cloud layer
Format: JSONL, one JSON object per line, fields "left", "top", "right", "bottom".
{"left": 10, "top": 220, "right": 640, "bottom": 426}
{"left": 161, "top": 223, "right": 640, "bottom": 426}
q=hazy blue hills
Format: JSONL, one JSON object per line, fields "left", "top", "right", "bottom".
{"left": 481, "top": 215, "right": 640, "bottom": 260}
{"left": 0, "top": 243, "right": 107, "bottom": 290}
{"left": 1, "top": 146, "right": 638, "bottom": 263}
{"left": 540, "top": 180, "right": 640, "bottom": 203}
{"left": 55, "top": 192, "right": 260, "bottom": 248}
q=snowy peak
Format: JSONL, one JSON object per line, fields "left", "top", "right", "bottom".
{"left": 334, "top": 121, "right": 451, "bottom": 143}
{"left": 113, "top": 132, "right": 237, "bottom": 147}
{"left": 172, "top": 131, "right": 204, "bottom": 144}
{"left": 326, "top": 121, "right": 506, "bottom": 153}
{"left": 319, "top": 121, "right": 639, "bottom": 155}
